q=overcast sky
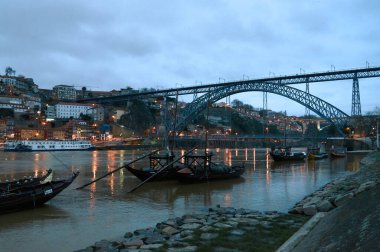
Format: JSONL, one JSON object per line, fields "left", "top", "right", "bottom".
{"left": 1, "top": 0, "right": 379, "bottom": 116}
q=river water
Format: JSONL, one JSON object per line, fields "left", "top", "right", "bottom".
{"left": 0, "top": 148, "right": 365, "bottom": 252}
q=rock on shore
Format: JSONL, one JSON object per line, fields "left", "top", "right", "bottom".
{"left": 74, "top": 206, "right": 307, "bottom": 252}
{"left": 289, "top": 152, "right": 380, "bottom": 216}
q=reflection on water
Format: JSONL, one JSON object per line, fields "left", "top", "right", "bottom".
{"left": 0, "top": 148, "right": 367, "bottom": 252}
{"left": 1, "top": 205, "right": 70, "bottom": 230}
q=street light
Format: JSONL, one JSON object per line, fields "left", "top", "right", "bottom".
{"left": 345, "top": 127, "right": 351, "bottom": 138}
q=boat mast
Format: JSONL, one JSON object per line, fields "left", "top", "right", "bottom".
{"left": 284, "top": 110, "right": 287, "bottom": 147}
{"left": 205, "top": 101, "right": 210, "bottom": 155}
{"left": 204, "top": 100, "right": 211, "bottom": 178}
{"left": 163, "top": 96, "right": 170, "bottom": 154}
{"left": 170, "top": 90, "right": 179, "bottom": 152}
{"left": 377, "top": 119, "right": 379, "bottom": 150}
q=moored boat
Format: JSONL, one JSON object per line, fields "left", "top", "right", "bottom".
{"left": 308, "top": 152, "right": 329, "bottom": 160}
{"left": 0, "top": 169, "right": 53, "bottom": 192}
{"left": 4, "top": 139, "right": 95, "bottom": 152}
{"left": 330, "top": 150, "right": 347, "bottom": 158}
{"left": 0, "top": 171, "right": 79, "bottom": 214}
{"left": 307, "top": 146, "right": 328, "bottom": 160}
{"left": 175, "top": 152, "right": 245, "bottom": 183}
{"left": 269, "top": 146, "right": 306, "bottom": 161}
{"left": 125, "top": 152, "right": 184, "bottom": 181}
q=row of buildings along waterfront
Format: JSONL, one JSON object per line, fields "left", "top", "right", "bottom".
{"left": 0, "top": 67, "right": 126, "bottom": 141}
{"left": 1, "top": 66, "right": 343, "bottom": 143}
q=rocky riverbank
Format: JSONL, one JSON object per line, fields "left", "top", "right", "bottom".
{"left": 290, "top": 151, "right": 380, "bottom": 252}
{"left": 288, "top": 151, "right": 380, "bottom": 216}
{"left": 74, "top": 206, "right": 308, "bottom": 252}
{"left": 75, "top": 151, "right": 380, "bottom": 252}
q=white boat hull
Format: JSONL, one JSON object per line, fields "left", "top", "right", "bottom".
{"left": 4, "top": 140, "right": 95, "bottom": 152}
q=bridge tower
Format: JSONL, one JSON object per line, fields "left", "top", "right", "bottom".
{"left": 351, "top": 75, "right": 362, "bottom": 116}
{"left": 305, "top": 79, "right": 310, "bottom": 117}
{"left": 263, "top": 91, "right": 267, "bottom": 112}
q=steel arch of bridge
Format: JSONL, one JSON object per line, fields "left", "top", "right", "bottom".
{"left": 174, "top": 82, "right": 349, "bottom": 134}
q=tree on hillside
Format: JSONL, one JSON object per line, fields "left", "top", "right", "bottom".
{"left": 304, "top": 123, "right": 321, "bottom": 139}
{"left": 231, "top": 99, "right": 244, "bottom": 110}
{"left": 0, "top": 108, "right": 14, "bottom": 118}
{"left": 231, "top": 111, "right": 263, "bottom": 134}
{"left": 119, "top": 100, "right": 155, "bottom": 134}
{"left": 81, "top": 87, "right": 87, "bottom": 99}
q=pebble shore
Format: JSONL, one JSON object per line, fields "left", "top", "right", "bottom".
{"left": 75, "top": 152, "right": 380, "bottom": 252}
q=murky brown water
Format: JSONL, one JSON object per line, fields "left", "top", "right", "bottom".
{"left": 0, "top": 148, "right": 365, "bottom": 252}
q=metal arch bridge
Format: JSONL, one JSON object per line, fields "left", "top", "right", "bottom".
{"left": 81, "top": 66, "right": 380, "bottom": 101}
{"left": 79, "top": 66, "right": 380, "bottom": 133}
{"left": 174, "top": 82, "right": 349, "bottom": 133}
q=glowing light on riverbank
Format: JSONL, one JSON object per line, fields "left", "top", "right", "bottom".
{"left": 107, "top": 151, "right": 116, "bottom": 195}
{"left": 91, "top": 151, "right": 98, "bottom": 193}
{"left": 266, "top": 148, "right": 271, "bottom": 185}
{"left": 224, "top": 193, "right": 231, "bottom": 206}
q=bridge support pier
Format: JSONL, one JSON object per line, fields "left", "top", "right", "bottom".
{"left": 305, "top": 78, "right": 310, "bottom": 117}
{"left": 351, "top": 76, "right": 362, "bottom": 116}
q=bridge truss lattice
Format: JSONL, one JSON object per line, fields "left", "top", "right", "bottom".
{"left": 174, "top": 82, "right": 350, "bottom": 135}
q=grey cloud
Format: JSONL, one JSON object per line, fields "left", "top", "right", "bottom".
{"left": 0, "top": 0, "right": 379, "bottom": 115}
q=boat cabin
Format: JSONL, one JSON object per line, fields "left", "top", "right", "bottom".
{"left": 271, "top": 146, "right": 292, "bottom": 156}
{"left": 184, "top": 152, "right": 213, "bottom": 170}
{"left": 149, "top": 152, "right": 175, "bottom": 170}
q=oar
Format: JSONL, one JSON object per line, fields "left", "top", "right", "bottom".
{"left": 128, "top": 146, "right": 198, "bottom": 193}
{"left": 76, "top": 149, "right": 159, "bottom": 189}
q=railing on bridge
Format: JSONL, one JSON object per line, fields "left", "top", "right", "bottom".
{"left": 79, "top": 66, "right": 380, "bottom": 102}
{"left": 78, "top": 66, "right": 380, "bottom": 136}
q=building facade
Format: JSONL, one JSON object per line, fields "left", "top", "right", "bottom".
{"left": 55, "top": 102, "right": 94, "bottom": 119}
{"left": 52, "top": 85, "right": 77, "bottom": 100}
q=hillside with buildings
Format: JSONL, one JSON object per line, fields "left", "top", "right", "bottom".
{"left": 1, "top": 67, "right": 377, "bottom": 146}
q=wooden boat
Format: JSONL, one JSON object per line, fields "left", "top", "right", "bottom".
{"left": 0, "top": 171, "right": 79, "bottom": 214}
{"left": 269, "top": 146, "right": 306, "bottom": 161}
{"left": 0, "top": 169, "right": 53, "bottom": 192}
{"left": 175, "top": 152, "right": 245, "bottom": 183}
{"left": 307, "top": 147, "right": 328, "bottom": 160}
{"left": 126, "top": 152, "right": 184, "bottom": 181}
{"left": 308, "top": 152, "right": 329, "bottom": 160}
{"left": 330, "top": 150, "right": 346, "bottom": 158}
